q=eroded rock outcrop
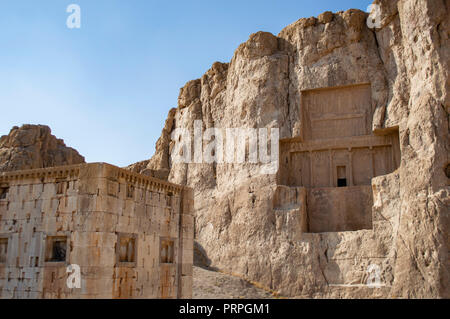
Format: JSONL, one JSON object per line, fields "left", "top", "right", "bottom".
{"left": 0, "top": 124, "right": 85, "bottom": 172}
{"left": 131, "top": 0, "right": 449, "bottom": 298}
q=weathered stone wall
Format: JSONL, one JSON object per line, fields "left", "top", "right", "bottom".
{"left": 307, "top": 186, "right": 373, "bottom": 233}
{"left": 0, "top": 163, "right": 193, "bottom": 299}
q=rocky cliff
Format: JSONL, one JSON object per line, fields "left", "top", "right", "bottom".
{"left": 0, "top": 124, "right": 85, "bottom": 172}
{"left": 132, "top": 0, "right": 449, "bottom": 298}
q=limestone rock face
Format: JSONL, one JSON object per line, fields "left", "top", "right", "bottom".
{"left": 0, "top": 124, "right": 85, "bottom": 172}
{"left": 131, "top": 0, "right": 449, "bottom": 298}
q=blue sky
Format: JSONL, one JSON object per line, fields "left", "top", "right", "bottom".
{"left": 0, "top": 0, "right": 371, "bottom": 167}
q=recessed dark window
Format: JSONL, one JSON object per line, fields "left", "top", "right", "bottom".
{"left": 0, "top": 238, "right": 8, "bottom": 263}
{"left": 126, "top": 184, "right": 135, "bottom": 199}
{"left": 0, "top": 187, "right": 9, "bottom": 200}
{"left": 45, "top": 236, "right": 67, "bottom": 262}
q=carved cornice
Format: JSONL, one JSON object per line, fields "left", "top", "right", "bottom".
{"left": 0, "top": 163, "right": 185, "bottom": 194}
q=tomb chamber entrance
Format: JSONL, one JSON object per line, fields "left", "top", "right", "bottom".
{"left": 277, "top": 84, "right": 401, "bottom": 232}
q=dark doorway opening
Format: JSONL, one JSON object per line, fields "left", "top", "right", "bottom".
{"left": 337, "top": 178, "right": 347, "bottom": 187}
{"left": 337, "top": 166, "right": 347, "bottom": 187}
